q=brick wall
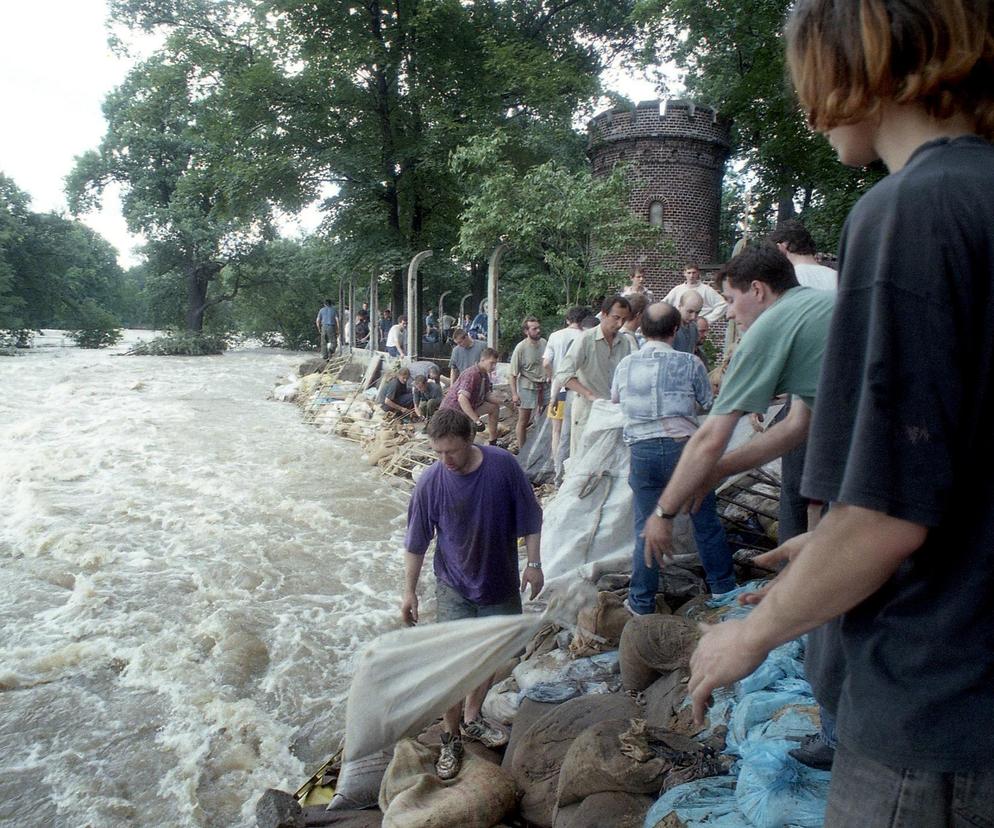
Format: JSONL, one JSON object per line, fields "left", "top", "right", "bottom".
{"left": 587, "top": 99, "right": 732, "bottom": 346}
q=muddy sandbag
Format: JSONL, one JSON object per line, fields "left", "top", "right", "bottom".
{"left": 568, "top": 591, "right": 631, "bottom": 658}
{"left": 510, "top": 693, "right": 640, "bottom": 828}
{"left": 657, "top": 565, "right": 707, "bottom": 606}
{"left": 642, "top": 669, "right": 689, "bottom": 729}
{"left": 378, "top": 738, "right": 516, "bottom": 828}
{"left": 501, "top": 698, "right": 559, "bottom": 772}
{"left": 619, "top": 615, "right": 700, "bottom": 692}
{"left": 557, "top": 720, "right": 731, "bottom": 810}
{"left": 551, "top": 791, "right": 652, "bottom": 828}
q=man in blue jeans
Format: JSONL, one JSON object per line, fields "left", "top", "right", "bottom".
{"left": 612, "top": 302, "right": 735, "bottom": 613}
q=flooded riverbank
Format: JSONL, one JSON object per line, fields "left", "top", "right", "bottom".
{"left": 0, "top": 333, "right": 411, "bottom": 826}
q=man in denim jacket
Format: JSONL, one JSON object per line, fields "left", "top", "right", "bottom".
{"left": 612, "top": 302, "right": 735, "bottom": 612}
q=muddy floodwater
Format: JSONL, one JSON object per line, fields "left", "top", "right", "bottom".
{"left": 0, "top": 332, "right": 413, "bottom": 827}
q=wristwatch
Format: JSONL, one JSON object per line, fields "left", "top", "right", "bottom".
{"left": 654, "top": 505, "right": 677, "bottom": 520}
{"left": 526, "top": 561, "right": 542, "bottom": 569}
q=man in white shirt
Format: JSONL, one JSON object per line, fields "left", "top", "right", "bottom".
{"left": 662, "top": 264, "right": 727, "bottom": 323}
{"left": 543, "top": 306, "right": 587, "bottom": 472}
{"left": 768, "top": 220, "right": 837, "bottom": 291}
{"left": 385, "top": 315, "right": 408, "bottom": 358}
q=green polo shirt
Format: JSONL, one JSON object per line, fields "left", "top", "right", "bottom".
{"left": 711, "top": 286, "right": 835, "bottom": 415}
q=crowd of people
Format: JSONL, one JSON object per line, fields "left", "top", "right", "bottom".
{"left": 320, "top": 2, "right": 994, "bottom": 820}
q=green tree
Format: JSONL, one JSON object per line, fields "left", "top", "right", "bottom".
{"left": 453, "top": 132, "right": 665, "bottom": 352}
{"left": 68, "top": 3, "right": 311, "bottom": 332}
{"left": 636, "top": 0, "right": 883, "bottom": 250}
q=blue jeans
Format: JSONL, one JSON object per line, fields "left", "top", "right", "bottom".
{"left": 628, "top": 438, "right": 736, "bottom": 613}
{"left": 820, "top": 706, "right": 838, "bottom": 748}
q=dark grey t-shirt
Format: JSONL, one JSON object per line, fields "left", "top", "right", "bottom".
{"left": 802, "top": 136, "right": 994, "bottom": 771}
{"left": 450, "top": 340, "right": 484, "bottom": 375}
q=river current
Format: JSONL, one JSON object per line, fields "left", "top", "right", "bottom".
{"left": 0, "top": 332, "right": 413, "bottom": 827}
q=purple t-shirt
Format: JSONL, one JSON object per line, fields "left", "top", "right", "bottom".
{"left": 405, "top": 446, "right": 543, "bottom": 604}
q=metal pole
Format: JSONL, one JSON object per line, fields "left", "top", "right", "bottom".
{"left": 459, "top": 292, "right": 472, "bottom": 327}
{"left": 369, "top": 271, "right": 378, "bottom": 352}
{"left": 407, "top": 250, "right": 433, "bottom": 360}
{"left": 337, "top": 281, "right": 345, "bottom": 350}
{"left": 487, "top": 244, "right": 506, "bottom": 351}
{"left": 348, "top": 278, "right": 356, "bottom": 350}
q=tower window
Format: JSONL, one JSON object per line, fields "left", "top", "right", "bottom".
{"left": 648, "top": 201, "right": 665, "bottom": 227}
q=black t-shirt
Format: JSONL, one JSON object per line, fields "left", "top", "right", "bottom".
{"left": 802, "top": 136, "right": 994, "bottom": 771}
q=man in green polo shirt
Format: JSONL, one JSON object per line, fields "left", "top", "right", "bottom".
{"left": 642, "top": 242, "right": 837, "bottom": 767}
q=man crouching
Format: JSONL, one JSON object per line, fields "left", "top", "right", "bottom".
{"left": 400, "top": 409, "right": 544, "bottom": 779}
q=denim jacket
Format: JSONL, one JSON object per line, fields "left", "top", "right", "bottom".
{"left": 611, "top": 341, "right": 713, "bottom": 444}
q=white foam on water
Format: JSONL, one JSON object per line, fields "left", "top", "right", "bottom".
{"left": 0, "top": 332, "right": 413, "bottom": 826}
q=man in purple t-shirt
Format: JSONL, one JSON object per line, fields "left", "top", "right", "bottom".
{"left": 402, "top": 409, "right": 543, "bottom": 780}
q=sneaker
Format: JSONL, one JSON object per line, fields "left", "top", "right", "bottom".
{"left": 460, "top": 716, "right": 509, "bottom": 749}
{"left": 788, "top": 734, "right": 835, "bottom": 770}
{"left": 622, "top": 598, "right": 638, "bottom": 616}
{"left": 436, "top": 732, "right": 464, "bottom": 780}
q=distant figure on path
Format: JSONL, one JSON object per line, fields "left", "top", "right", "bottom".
{"left": 508, "top": 316, "right": 547, "bottom": 453}
{"left": 315, "top": 299, "right": 339, "bottom": 359}
{"left": 385, "top": 315, "right": 408, "bottom": 358}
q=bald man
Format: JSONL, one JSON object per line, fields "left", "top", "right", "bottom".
{"left": 672, "top": 291, "right": 703, "bottom": 354}
{"left": 612, "top": 302, "right": 735, "bottom": 610}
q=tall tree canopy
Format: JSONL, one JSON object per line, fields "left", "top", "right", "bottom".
{"left": 636, "top": 0, "right": 883, "bottom": 250}
{"left": 1, "top": 172, "right": 126, "bottom": 336}
{"left": 69, "top": 0, "right": 643, "bottom": 333}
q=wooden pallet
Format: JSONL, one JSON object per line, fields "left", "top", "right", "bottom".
{"left": 302, "top": 355, "right": 351, "bottom": 424}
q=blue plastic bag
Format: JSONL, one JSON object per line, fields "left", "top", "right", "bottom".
{"left": 735, "top": 742, "right": 830, "bottom": 828}
{"left": 644, "top": 776, "right": 745, "bottom": 827}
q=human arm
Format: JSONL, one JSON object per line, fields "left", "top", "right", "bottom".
{"left": 641, "top": 412, "right": 740, "bottom": 566}
{"left": 457, "top": 391, "right": 482, "bottom": 424}
{"left": 565, "top": 377, "right": 597, "bottom": 401}
{"left": 688, "top": 505, "right": 926, "bottom": 722}
{"left": 401, "top": 551, "right": 426, "bottom": 625}
{"left": 519, "top": 532, "right": 543, "bottom": 599}
{"left": 701, "top": 285, "right": 727, "bottom": 323}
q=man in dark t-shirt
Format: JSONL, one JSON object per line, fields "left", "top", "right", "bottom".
{"left": 402, "top": 410, "right": 543, "bottom": 781}
{"left": 687, "top": 3, "right": 994, "bottom": 820}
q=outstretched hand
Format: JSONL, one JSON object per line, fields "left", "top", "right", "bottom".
{"left": 689, "top": 620, "right": 769, "bottom": 725}
{"left": 737, "top": 532, "right": 811, "bottom": 606}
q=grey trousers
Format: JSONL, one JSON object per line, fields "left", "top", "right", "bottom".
{"left": 826, "top": 743, "right": 994, "bottom": 827}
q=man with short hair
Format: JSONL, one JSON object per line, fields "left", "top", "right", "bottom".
{"left": 378, "top": 309, "right": 393, "bottom": 348}
{"left": 663, "top": 264, "right": 727, "bottom": 323}
{"left": 315, "top": 299, "right": 339, "bottom": 359}
{"left": 643, "top": 244, "right": 836, "bottom": 765}
{"left": 556, "top": 295, "right": 635, "bottom": 455}
{"left": 621, "top": 292, "right": 647, "bottom": 348}
{"left": 509, "top": 316, "right": 548, "bottom": 452}
{"left": 449, "top": 327, "right": 485, "bottom": 384}
{"left": 768, "top": 220, "right": 837, "bottom": 291}
{"left": 441, "top": 347, "right": 502, "bottom": 443}
{"left": 402, "top": 409, "right": 543, "bottom": 780}
{"left": 621, "top": 265, "right": 656, "bottom": 304}
{"left": 613, "top": 302, "right": 735, "bottom": 608}
{"left": 381, "top": 367, "right": 416, "bottom": 418}
{"left": 543, "top": 307, "right": 587, "bottom": 473}
{"left": 413, "top": 374, "right": 443, "bottom": 419}
{"left": 385, "top": 315, "right": 408, "bottom": 358}
{"left": 672, "top": 291, "right": 703, "bottom": 354}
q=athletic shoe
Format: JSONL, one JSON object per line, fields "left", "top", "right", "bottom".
{"left": 460, "top": 716, "right": 509, "bottom": 749}
{"left": 436, "top": 732, "right": 464, "bottom": 780}
{"left": 788, "top": 734, "right": 835, "bottom": 770}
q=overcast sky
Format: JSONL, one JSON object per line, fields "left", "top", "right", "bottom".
{"left": 0, "top": 1, "right": 662, "bottom": 268}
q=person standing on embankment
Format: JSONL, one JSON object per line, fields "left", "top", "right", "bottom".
{"left": 400, "top": 409, "right": 543, "bottom": 781}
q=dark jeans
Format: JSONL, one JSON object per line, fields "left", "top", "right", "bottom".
{"left": 435, "top": 580, "right": 522, "bottom": 622}
{"left": 628, "top": 437, "right": 736, "bottom": 613}
{"left": 773, "top": 399, "right": 808, "bottom": 542}
{"left": 826, "top": 743, "right": 994, "bottom": 827}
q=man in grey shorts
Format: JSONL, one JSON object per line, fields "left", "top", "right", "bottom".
{"left": 509, "top": 315, "right": 548, "bottom": 452}
{"left": 402, "top": 409, "right": 544, "bottom": 780}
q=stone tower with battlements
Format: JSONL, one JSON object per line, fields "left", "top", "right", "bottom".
{"left": 587, "top": 99, "right": 732, "bottom": 302}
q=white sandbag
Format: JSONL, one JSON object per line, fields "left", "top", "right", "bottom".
{"left": 481, "top": 675, "right": 521, "bottom": 726}
{"left": 329, "top": 613, "right": 543, "bottom": 809}
{"left": 541, "top": 402, "right": 785, "bottom": 593}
